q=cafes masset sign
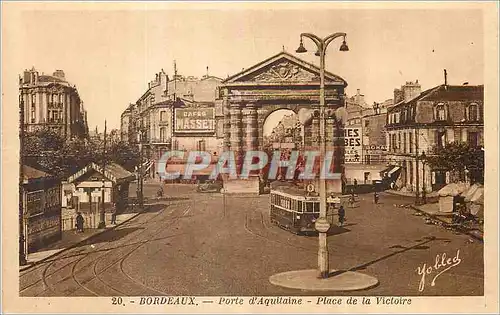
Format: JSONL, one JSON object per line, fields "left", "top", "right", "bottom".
{"left": 174, "top": 108, "right": 215, "bottom": 134}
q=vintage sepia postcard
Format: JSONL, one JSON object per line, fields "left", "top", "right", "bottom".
{"left": 2, "top": 1, "right": 499, "bottom": 314}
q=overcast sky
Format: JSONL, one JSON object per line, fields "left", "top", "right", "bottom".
{"left": 10, "top": 5, "right": 484, "bottom": 131}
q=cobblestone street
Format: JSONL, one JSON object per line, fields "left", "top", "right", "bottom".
{"left": 19, "top": 183, "right": 483, "bottom": 296}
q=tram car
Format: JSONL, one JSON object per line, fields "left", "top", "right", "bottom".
{"left": 269, "top": 183, "right": 340, "bottom": 235}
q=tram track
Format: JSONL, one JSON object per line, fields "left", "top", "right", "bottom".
{"left": 66, "top": 207, "right": 188, "bottom": 296}
{"left": 113, "top": 206, "right": 193, "bottom": 296}
{"left": 22, "top": 202, "right": 190, "bottom": 296}
{"left": 244, "top": 210, "right": 315, "bottom": 252}
{"left": 20, "top": 208, "right": 165, "bottom": 294}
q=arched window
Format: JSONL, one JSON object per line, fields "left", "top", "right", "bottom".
{"left": 468, "top": 103, "right": 479, "bottom": 121}
{"left": 436, "top": 103, "right": 446, "bottom": 121}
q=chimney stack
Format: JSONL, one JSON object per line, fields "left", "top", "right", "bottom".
{"left": 444, "top": 69, "right": 448, "bottom": 86}
{"left": 53, "top": 70, "right": 65, "bottom": 79}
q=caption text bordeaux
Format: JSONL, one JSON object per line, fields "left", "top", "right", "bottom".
{"left": 136, "top": 296, "right": 412, "bottom": 306}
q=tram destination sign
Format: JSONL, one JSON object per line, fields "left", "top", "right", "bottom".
{"left": 174, "top": 108, "right": 215, "bottom": 134}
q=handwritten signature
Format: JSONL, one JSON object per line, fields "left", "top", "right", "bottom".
{"left": 416, "top": 249, "right": 462, "bottom": 292}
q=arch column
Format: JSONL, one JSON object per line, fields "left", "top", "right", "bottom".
{"left": 229, "top": 103, "right": 242, "bottom": 154}
{"left": 222, "top": 97, "right": 231, "bottom": 151}
{"left": 244, "top": 104, "right": 258, "bottom": 152}
{"left": 257, "top": 108, "right": 267, "bottom": 151}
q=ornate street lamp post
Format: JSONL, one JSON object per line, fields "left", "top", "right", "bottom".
{"left": 296, "top": 32, "right": 349, "bottom": 279}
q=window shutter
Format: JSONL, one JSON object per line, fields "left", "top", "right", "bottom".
{"left": 431, "top": 172, "right": 436, "bottom": 184}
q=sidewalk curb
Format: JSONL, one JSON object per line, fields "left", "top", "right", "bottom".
{"left": 409, "top": 205, "right": 484, "bottom": 242}
{"left": 20, "top": 209, "right": 145, "bottom": 272}
{"left": 385, "top": 190, "right": 439, "bottom": 198}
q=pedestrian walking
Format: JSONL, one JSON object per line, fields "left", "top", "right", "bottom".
{"left": 157, "top": 186, "right": 164, "bottom": 199}
{"left": 349, "top": 189, "right": 356, "bottom": 207}
{"left": 75, "top": 212, "right": 84, "bottom": 233}
{"left": 348, "top": 195, "right": 355, "bottom": 208}
{"left": 353, "top": 178, "right": 358, "bottom": 193}
{"left": 110, "top": 204, "right": 117, "bottom": 225}
{"left": 338, "top": 205, "right": 346, "bottom": 227}
{"left": 374, "top": 191, "right": 380, "bottom": 204}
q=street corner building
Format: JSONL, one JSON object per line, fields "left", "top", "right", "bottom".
{"left": 19, "top": 67, "right": 89, "bottom": 139}
{"left": 22, "top": 165, "right": 62, "bottom": 254}
{"left": 385, "top": 77, "right": 484, "bottom": 194}
{"left": 120, "top": 68, "right": 224, "bottom": 180}
{"left": 342, "top": 90, "right": 392, "bottom": 191}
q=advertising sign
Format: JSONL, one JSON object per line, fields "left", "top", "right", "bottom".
{"left": 174, "top": 108, "right": 215, "bottom": 133}
{"left": 26, "top": 190, "right": 44, "bottom": 216}
{"left": 363, "top": 144, "right": 387, "bottom": 155}
{"left": 344, "top": 127, "right": 362, "bottom": 163}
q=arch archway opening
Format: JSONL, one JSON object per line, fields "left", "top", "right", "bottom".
{"left": 262, "top": 109, "right": 302, "bottom": 150}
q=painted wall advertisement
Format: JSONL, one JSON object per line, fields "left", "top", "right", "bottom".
{"left": 344, "top": 127, "right": 362, "bottom": 163}
{"left": 174, "top": 108, "right": 215, "bottom": 134}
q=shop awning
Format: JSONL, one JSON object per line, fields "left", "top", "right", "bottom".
{"left": 165, "top": 163, "right": 217, "bottom": 176}
{"left": 438, "top": 182, "right": 468, "bottom": 197}
{"left": 387, "top": 166, "right": 401, "bottom": 177}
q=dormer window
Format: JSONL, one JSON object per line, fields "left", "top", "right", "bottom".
{"left": 467, "top": 103, "right": 479, "bottom": 121}
{"left": 435, "top": 103, "right": 446, "bottom": 121}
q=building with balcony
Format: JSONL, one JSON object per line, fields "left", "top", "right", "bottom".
{"left": 386, "top": 77, "right": 483, "bottom": 193}
{"left": 120, "top": 68, "right": 223, "bottom": 178}
{"left": 19, "top": 67, "right": 89, "bottom": 139}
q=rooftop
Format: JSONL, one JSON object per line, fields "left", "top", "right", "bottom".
{"left": 388, "top": 84, "right": 483, "bottom": 112}
{"left": 23, "top": 165, "right": 53, "bottom": 181}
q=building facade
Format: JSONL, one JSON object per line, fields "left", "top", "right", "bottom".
{"left": 120, "top": 104, "right": 134, "bottom": 144}
{"left": 19, "top": 68, "right": 89, "bottom": 139}
{"left": 361, "top": 99, "right": 391, "bottom": 165}
{"left": 342, "top": 89, "right": 391, "bottom": 185}
{"left": 386, "top": 80, "right": 484, "bottom": 193}
{"left": 120, "top": 69, "right": 223, "bottom": 178}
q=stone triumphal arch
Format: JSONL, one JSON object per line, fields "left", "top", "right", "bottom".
{"left": 219, "top": 51, "right": 348, "bottom": 193}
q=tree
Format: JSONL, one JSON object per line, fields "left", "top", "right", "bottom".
{"left": 425, "top": 141, "right": 484, "bottom": 184}
{"left": 109, "top": 141, "right": 140, "bottom": 172}
{"left": 23, "top": 126, "right": 140, "bottom": 179}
